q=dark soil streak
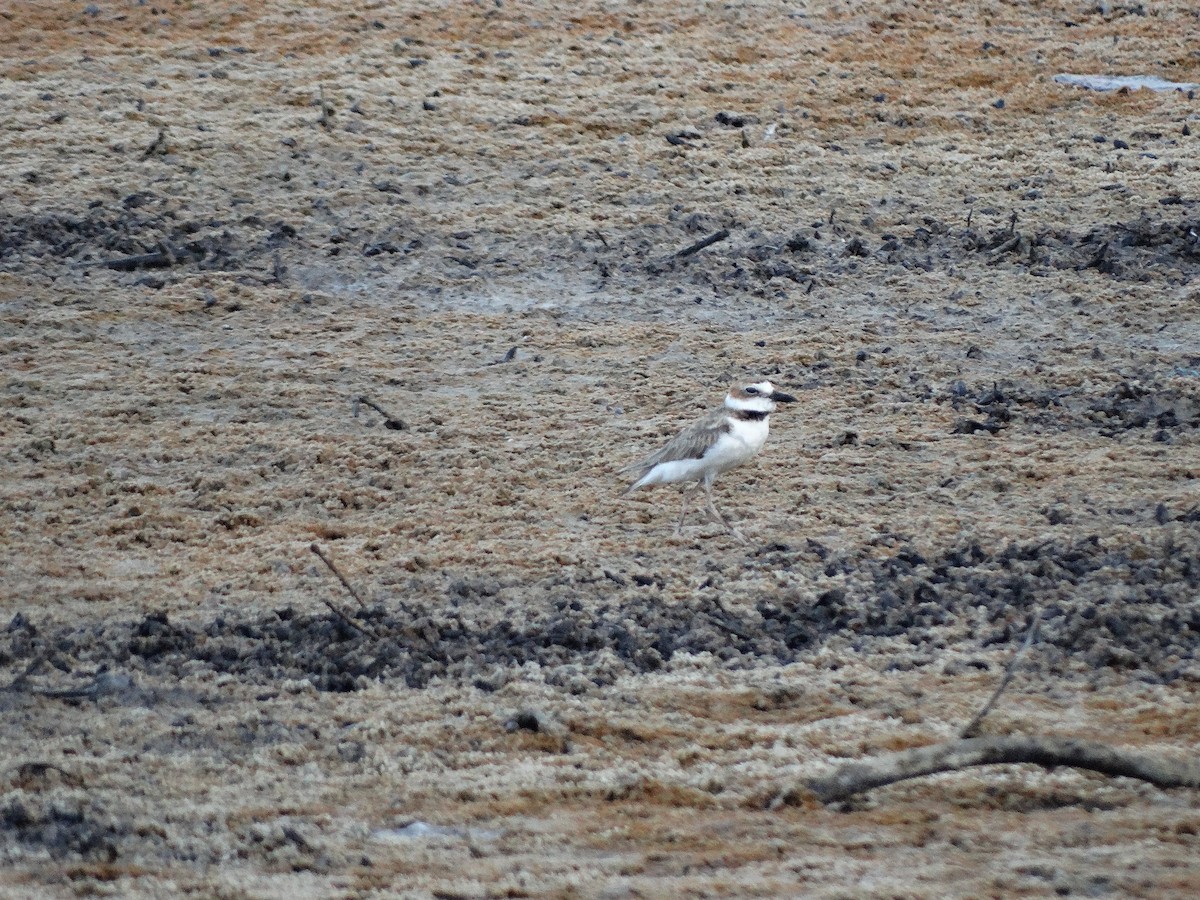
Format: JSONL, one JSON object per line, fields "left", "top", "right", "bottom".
{"left": 7, "top": 535, "right": 1197, "bottom": 693}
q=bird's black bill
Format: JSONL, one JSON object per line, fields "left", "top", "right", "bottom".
{"left": 771, "top": 391, "right": 797, "bottom": 403}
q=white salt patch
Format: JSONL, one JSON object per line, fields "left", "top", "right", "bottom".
{"left": 1054, "top": 73, "right": 1200, "bottom": 93}
{"left": 371, "top": 821, "right": 501, "bottom": 842}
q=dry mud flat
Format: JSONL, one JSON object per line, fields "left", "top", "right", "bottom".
{"left": 2, "top": 0, "right": 1200, "bottom": 896}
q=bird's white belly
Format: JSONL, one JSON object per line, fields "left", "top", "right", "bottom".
{"left": 640, "top": 457, "right": 710, "bottom": 485}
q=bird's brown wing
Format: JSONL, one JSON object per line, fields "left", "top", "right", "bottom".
{"left": 622, "top": 405, "right": 731, "bottom": 478}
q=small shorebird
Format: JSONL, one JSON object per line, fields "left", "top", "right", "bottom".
{"left": 622, "top": 380, "right": 796, "bottom": 541}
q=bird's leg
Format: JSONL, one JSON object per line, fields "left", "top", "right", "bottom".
{"left": 674, "top": 482, "right": 701, "bottom": 536}
{"left": 704, "top": 481, "right": 747, "bottom": 544}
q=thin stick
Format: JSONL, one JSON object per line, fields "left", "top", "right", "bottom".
{"left": 775, "top": 736, "right": 1200, "bottom": 806}
{"left": 310, "top": 543, "right": 370, "bottom": 610}
{"left": 702, "top": 611, "right": 753, "bottom": 641}
{"left": 356, "top": 396, "right": 407, "bottom": 430}
{"left": 322, "top": 600, "right": 374, "bottom": 637}
{"left": 960, "top": 610, "right": 1042, "bottom": 739}
{"left": 674, "top": 228, "right": 730, "bottom": 259}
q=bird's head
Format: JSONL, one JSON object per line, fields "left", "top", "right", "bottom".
{"left": 725, "top": 380, "right": 797, "bottom": 413}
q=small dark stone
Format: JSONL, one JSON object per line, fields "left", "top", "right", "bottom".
{"left": 665, "top": 131, "right": 699, "bottom": 146}
{"left": 1045, "top": 506, "right": 1073, "bottom": 525}
{"left": 1113, "top": 138, "right": 1130, "bottom": 149}
{"left": 715, "top": 111, "right": 752, "bottom": 127}
{"left": 507, "top": 709, "right": 544, "bottom": 733}
{"left": 1093, "top": 135, "right": 1106, "bottom": 143}
{"left": 844, "top": 237, "right": 869, "bottom": 257}
{"left": 952, "top": 418, "right": 999, "bottom": 435}
{"left": 992, "top": 98, "right": 1005, "bottom": 109}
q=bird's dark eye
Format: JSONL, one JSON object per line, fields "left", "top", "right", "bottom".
{"left": 744, "top": 387, "right": 759, "bottom": 395}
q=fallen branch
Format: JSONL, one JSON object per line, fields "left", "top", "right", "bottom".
{"left": 776, "top": 736, "right": 1200, "bottom": 806}
{"left": 674, "top": 228, "right": 730, "bottom": 259}
{"left": 960, "top": 609, "right": 1042, "bottom": 738}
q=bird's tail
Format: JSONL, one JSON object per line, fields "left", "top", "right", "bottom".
{"left": 619, "top": 467, "right": 651, "bottom": 498}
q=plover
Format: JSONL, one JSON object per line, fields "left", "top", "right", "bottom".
{"left": 622, "top": 380, "right": 797, "bottom": 541}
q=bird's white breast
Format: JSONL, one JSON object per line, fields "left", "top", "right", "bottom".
{"left": 705, "top": 415, "right": 769, "bottom": 472}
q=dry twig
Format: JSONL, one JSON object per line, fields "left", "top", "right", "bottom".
{"left": 310, "top": 543, "right": 370, "bottom": 610}
{"left": 354, "top": 396, "right": 407, "bottom": 430}
{"left": 309, "top": 543, "right": 383, "bottom": 638}
{"left": 960, "top": 609, "right": 1042, "bottom": 738}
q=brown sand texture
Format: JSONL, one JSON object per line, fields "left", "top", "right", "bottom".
{"left": 1, "top": 1, "right": 1199, "bottom": 896}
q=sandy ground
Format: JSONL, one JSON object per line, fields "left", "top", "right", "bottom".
{"left": 2, "top": 0, "right": 1199, "bottom": 896}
